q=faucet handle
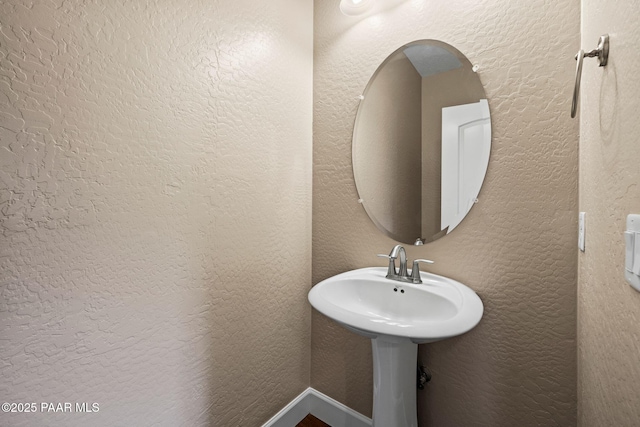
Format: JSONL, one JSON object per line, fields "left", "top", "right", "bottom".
{"left": 410, "top": 259, "right": 434, "bottom": 283}
{"left": 377, "top": 253, "right": 397, "bottom": 277}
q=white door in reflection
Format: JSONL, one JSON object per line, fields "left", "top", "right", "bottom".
{"left": 441, "top": 99, "right": 491, "bottom": 233}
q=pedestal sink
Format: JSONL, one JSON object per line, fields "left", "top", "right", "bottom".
{"left": 308, "top": 267, "right": 483, "bottom": 427}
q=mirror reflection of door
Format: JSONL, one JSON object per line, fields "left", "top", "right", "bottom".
{"left": 352, "top": 40, "right": 491, "bottom": 245}
{"left": 441, "top": 100, "right": 491, "bottom": 233}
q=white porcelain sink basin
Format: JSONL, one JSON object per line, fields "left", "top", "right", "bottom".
{"left": 308, "top": 267, "right": 483, "bottom": 343}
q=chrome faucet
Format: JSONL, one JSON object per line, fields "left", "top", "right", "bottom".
{"left": 377, "top": 244, "right": 434, "bottom": 284}
{"left": 389, "top": 244, "right": 408, "bottom": 277}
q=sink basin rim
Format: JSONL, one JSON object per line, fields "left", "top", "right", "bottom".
{"left": 308, "top": 267, "right": 483, "bottom": 342}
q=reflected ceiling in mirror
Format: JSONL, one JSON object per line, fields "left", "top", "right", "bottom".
{"left": 352, "top": 40, "right": 491, "bottom": 245}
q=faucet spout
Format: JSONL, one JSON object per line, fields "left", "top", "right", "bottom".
{"left": 389, "top": 244, "right": 408, "bottom": 277}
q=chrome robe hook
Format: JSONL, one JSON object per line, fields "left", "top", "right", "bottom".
{"left": 571, "top": 34, "right": 609, "bottom": 118}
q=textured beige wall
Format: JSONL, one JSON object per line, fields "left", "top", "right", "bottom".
{"left": 355, "top": 55, "right": 422, "bottom": 243}
{"left": 312, "top": 0, "right": 579, "bottom": 425}
{"left": 0, "top": 1, "right": 312, "bottom": 426}
{"left": 578, "top": 1, "right": 640, "bottom": 425}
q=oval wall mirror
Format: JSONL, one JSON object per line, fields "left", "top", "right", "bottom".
{"left": 352, "top": 40, "right": 491, "bottom": 245}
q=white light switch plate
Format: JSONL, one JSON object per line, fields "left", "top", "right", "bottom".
{"left": 625, "top": 214, "right": 640, "bottom": 292}
{"left": 578, "top": 212, "right": 585, "bottom": 252}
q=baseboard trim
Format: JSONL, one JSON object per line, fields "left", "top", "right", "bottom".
{"left": 261, "top": 387, "right": 372, "bottom": 427}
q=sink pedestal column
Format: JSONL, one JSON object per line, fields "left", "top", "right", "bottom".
{"left": 371, "top": 336, "right": 418, "bottom": 427}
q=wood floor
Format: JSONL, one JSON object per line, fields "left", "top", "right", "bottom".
{"left": 295, "top": 414, "right": 331, "bottom": 427}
